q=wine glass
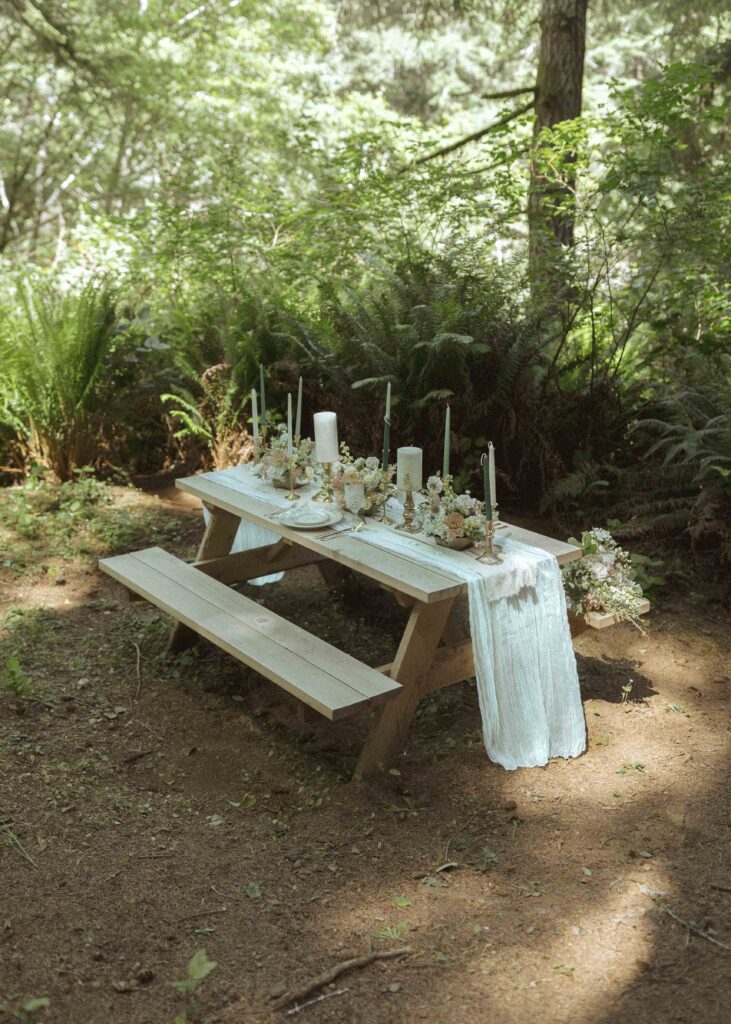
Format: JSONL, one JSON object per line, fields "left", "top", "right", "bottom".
{"left": 343, "top": 481, "right": 366, "bottom": 531}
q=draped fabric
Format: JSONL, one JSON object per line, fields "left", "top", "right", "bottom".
{"left": 361, "top": 529, "right": 586, "bottom": 770}
{"left": 197, "top": 467, "right": 586, "bottom": 768}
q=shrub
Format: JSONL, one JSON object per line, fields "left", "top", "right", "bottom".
{"left": 0, "top": 282, "right": 128, "bottom": 480}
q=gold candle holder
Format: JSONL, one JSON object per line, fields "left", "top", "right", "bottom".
{"left": 285, "top": 459, "right": 300, "bottom": 501}
{"left": 492, "top": 502, "right": 507, "bottom": 530}
{"left": 377, "top": 468, "right": 391, "bottom": 522}
{"left": 478, "top": 516, "right": 503, "bottom": 565}
{"left": 395, "top": 489, "right": 419, "bottom": 533}
{"left": 312, "top": 461, "right": 334, "bottom": 503}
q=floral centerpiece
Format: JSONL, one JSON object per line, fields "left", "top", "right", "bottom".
{"left": 258, "top": 425, "right": 316, "bottom": 488}
{"left": 561, "top": 528, "right": 647, "bottom": 629}
{"left": 331, "top": 446, "right": 396, "bottom": 514}
{"left": 416, "top": 477, "right": 485, "bottom": 549}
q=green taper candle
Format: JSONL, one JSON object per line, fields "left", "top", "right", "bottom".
{"left": 481, "top": 452, "right": 491, "bottom": 508}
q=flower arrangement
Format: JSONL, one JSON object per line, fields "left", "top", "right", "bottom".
{"left": 417, "top": 478, "right": 485, "bottom": 548}
{"left": 258, "top": 425, "right": 316, "bottom": 488}
{"left": 331, "top": 446, "right": 396, "bottom": 514}
{"left": 561, "top": 527, "right": 647, "bottom": 629}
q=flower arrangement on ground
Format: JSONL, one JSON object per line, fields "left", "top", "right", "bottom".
{"left": 331, "top": 446, "right": 396, "bottom": 514}
{"left": 561, "top": 527, "right": 647, "bottom": 629}
{"left": 258, "top": 426, "right": 316, "bottom": 488}
{"left": 417, "top": 478, "right": 484, "bottom": 548}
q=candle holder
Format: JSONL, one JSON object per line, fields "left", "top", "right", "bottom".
{"left": 285, "top": 460, "right": 300, "bottom": 501}
{"left": 377, "top": 468, "right": 391, "bottom": 522}
{"left": 491, "top": 502, "right": 508, "bottom": 530}
{"left": 477, "top": 516, "right": 503, "bottom": 565}
{"left": 395, "top": 488, "right": 419, "bottom": 533}
{"left": 312, "top": 461, "right": 334, "bottom": 503}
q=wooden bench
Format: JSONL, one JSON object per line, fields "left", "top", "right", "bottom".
{"left": 99, "top": 546, "right": 402, "bottom": 720}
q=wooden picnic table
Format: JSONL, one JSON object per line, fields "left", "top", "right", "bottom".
{"left": 100, "top": 466, "right": 587, "bottom": 777}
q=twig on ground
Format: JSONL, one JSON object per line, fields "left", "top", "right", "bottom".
{"left": 272, "top": 946, "right": 412, "bottom": 1010}
{"left": 122, "top": 749, "right": 153, "bottom": 765}
{"left": 132, "top": 642, "right": 142, "bottom": 698}
{"left": 710, "top": 883, "right": 731, "bottom": 894}
{"left": 211, "top": 884, "right": 245, "bottom": 902}
{"left": 286, "top": 988, "right": 349, "bottom": 1016}
{"left": 443, "top": 813, "right": 478, "bottom": 862}
{"left": 661, "top": 904, "right": 731, "bottom": 952}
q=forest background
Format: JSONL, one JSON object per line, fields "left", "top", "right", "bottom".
{"left": 0, "top": 0, "right": 729, "bottom": 583}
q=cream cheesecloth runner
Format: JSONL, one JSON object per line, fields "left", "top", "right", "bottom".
{"left": 360, "top": 527, "right": 586, "bottom": 770}
{"left": 199, "top": 466, "right": 586, "bottom": 769}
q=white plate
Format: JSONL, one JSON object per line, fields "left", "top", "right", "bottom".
{"left": 279, "top": 504, "right": 343, "bottom": 530}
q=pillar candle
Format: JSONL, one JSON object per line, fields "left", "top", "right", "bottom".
{"left": 397, "top": 446, "right": 422, "bottom": 492}
{"left": 259, "top": 364, "right": 266, "bottom": 424}
{"left": 295, "top": 376, "right": 303, "bottom": 439}
{"left": 442, "top": 405, "right": 451, "bottom": 479}
{"left": 313, "top": 411, "right": 339, "bottom": 463}
{"left": 488, "top": 441, "right": 496, "bottom": 509}
{"left": 287, "top": 393, "right": 293, "bottom": 456}
{"left": 481, "top": 452, "right": 491, "bottom": 508}
{"left": 382, "top": 381, "right": 391, "bottom": 469}
{"left": 251, "top": 388, "right": 259, "bottom": 441}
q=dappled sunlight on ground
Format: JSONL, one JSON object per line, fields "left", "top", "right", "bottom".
{"left": 0, "top": 487, "right": 729, "bottom": 1023}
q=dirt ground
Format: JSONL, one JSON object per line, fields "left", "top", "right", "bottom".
{"left": 0, "top": 481, "right": 729, "bottom": 1024}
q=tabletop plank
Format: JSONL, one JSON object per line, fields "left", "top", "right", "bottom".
{"left": 177, "top": 473, "right": 464, "bottom": 603}
{"left": 176, "top": 469, "right": 581, "bottom": 601}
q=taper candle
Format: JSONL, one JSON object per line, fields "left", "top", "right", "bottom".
{"left": 287, "top": 393, "right": 293, "bottom": 456}
{"left": 382, "top": 381, "right": 391, "bottom": 469}
{"left": 313, "top": 411, "right": 339, "bottom": 463}
{"left": 488, "top": 441, "right": 496, "bottom": 508}
{"left": 259, "top": 364, "right": 266, "bottom": 424}
{"left": 443, "top": 405, "right": 451, "bottom": 479}
{"left": 397, "top": 446, "right": 422, "bottom": 493}
{"left": 481, "top": 452, "right": 491, "bottom": 508}
{"left": 251, "top": 388, "right": 259, "bottom": 441}
{"left": 295, "top": 376, "right": 303, "bottom": 439}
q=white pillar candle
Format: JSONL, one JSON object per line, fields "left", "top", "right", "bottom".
{"left": 251, "top": 388, "right": 259, "bottom": 441}
{"left": 313, "top": 411, "right": 339, "bottom": 463}
{"left": 397, "top": 446, "right": 422, "bottom": 493}
{"left": 488, "top": 441, "right": 496, "bottom": 508}
{"left": 295, "top": 376, "right": 303, "bottom": 439}
{"left": 287, "top": 393, "right": 293, "bottom": 457}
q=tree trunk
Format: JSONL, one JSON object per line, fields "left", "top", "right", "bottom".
{"left": 528, "top": 0, "right": 588, "bottom": 290}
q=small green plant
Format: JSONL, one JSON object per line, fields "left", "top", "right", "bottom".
{"left": 2, "top": 656, "right": 31, "bottom": 696}
{"left": 621, "top": 679, "right": 634, "bottom": 703}
{"left": 0, "top": 996, "right": 50, "bottom": 1023}
{"left": 168, "top": 949, "right": 217, "bottom": 1024}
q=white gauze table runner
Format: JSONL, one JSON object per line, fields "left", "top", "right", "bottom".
{"left": 359, "top": 527, "right": 586, "bottom": 770}
{"left": 198, "top": 466, "right": 586, "bottom": 769}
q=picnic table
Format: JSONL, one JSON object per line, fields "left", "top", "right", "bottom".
{"left": 99, "top": 466, "right": 635, "bottom": 778}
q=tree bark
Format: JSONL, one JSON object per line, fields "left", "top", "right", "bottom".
{"left": 528, "top": 0, "right": 588, "bottom": 289}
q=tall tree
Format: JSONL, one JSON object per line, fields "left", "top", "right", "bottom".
{"left": 527, "top": 0, "right": 588, "bottom": 286}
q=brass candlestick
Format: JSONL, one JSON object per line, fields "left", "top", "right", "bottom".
{"left": 478, "top": 516, "right": 503, "bottom": 565}
{"left": 285, "top": 459, "right": 300, "bottom": 501}
{"left": 395, "top": 488, "right": 419, "bottom": 533}
{"left": 312, "top": 461, "right": 334, "bottom": 503}
{"left": 377, "top": 468, "right": 391, "bottom": 522}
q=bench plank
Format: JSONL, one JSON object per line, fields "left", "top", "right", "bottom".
{"left": 100, "top": 547, "right": 401, "bottom": 720}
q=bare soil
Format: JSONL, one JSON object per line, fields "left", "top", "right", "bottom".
{"left": 0, "top": 483, "right": 729, "bottom": 1024}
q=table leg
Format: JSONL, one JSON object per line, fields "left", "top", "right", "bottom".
{"left": 167, "top": 506, "right": 240, "bottom": 653}
{"left": 354, "top": 597, "right": 454, "bottom": 778}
